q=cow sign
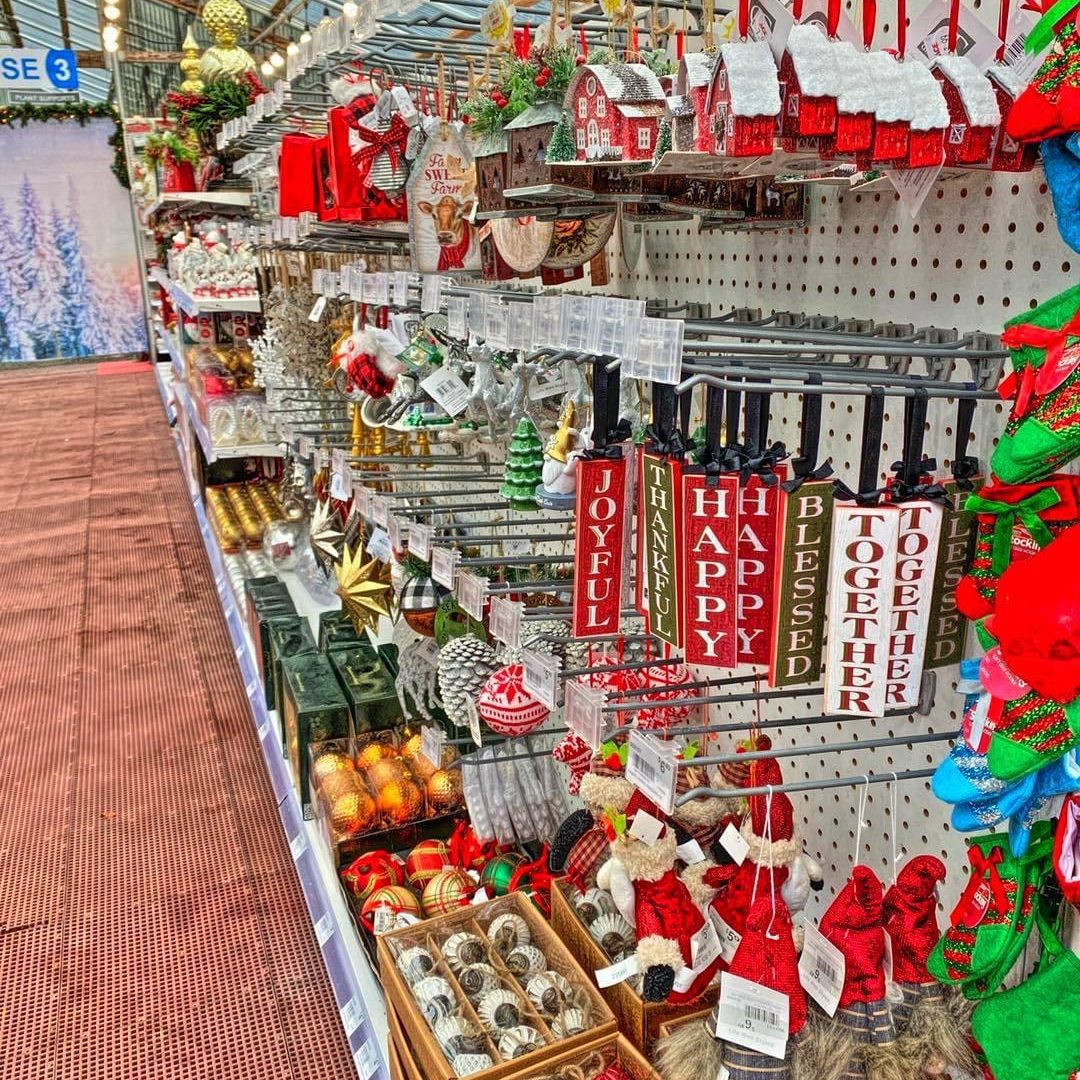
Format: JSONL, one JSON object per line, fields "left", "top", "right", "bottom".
{"left": 407, "top": 123, "right": 481, "bottom": 274}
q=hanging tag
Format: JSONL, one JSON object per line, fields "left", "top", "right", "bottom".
{"left": 884, "top": 165, "right": 944, "bottom": 219}
{"left": 373, "top": 906, "right": 395, "bottom": 935}
{"left": 623, "top": 316, "right": 684, "bottom": 385}
{"left": 371, "top": 495, "right": 389, "bottom": 528}
{"left": 630, "top": 809, "right": 666, "bottom": 846}
{"left": 456, "top": 570, "right": 487, "bottom": 621}
{"left": 964, "top": 691, "right": 994, "bottom": 753}
{"left": 596, "top": 953, "right": 641, "bottom": 988}
{"left": 716, "top": 973, "right": 789, "bottom": 1059}
{"left": 824, "top": 505, "right": 902, "bottom": 717}
{"left": 463, "top": 696, "right": 483, "bottom": 747}
{"left": 484, "top": 295, "right": 509, "bottom": 350}
{"left": 626, "top": 729, "right": 678, "bottom": 815}
{"left": 355, "top": 486, "right": 372, "bottom": 518}
{"left": 639, "top": 454, "right": 683, "bottom": 648}
{"left": 297, "top": 434, "right": 313, "bottom": 459}
{"left": 770, "top": 481, "right": 834, "bottom": 687}
{"left": 417, "top": 637, "right": 442, "bottom": 667}
{"left": 471, "top": 887, "right": 490, "bottom": 906}
{"left": 710, "top": 910, "right": 743, "bottom": 963}
{"left": 447, "top": 296, "right": 468, "bottom": 339}
{"left": 887, "top": 500, "right": 943, "bottom": 710}
{"left": 737, "top": 474, "right": 784, "bottom": 667}
{"left": 421, "top": 367, "right": 471, "bottom": 417}
{"left": 719, "top": 822, "right": 749, "bottom": 865}
{"left": 691, "top": 918, "right": 722, "bottom": 970}
{"left": 367, "top": 528, "right": 392, "bottom": 563}
{"left": 420, "top": 275, "right": 444, "bottom": 313}
{"left": 565, "top": 679, "right": 607, "bottom": 751}
{"left": 882, "top": 925, "right": 895, "bottom": 984}
{"left": 431, "top": 547, "right": 458, "bottom": 589}
{"left": 488, "top": 596, "right": 522, "bottom": 650}
{"left": 522, "top": 648, "right": 560, "bottom": 711}
{"left": 797, "top": 918, "right": 846, "bottom": 1017}
{"left": 392, "top": 271, "right": 411, "bottom": 307}
{"left": 420, "top": 724, "right": 445, "bottom": 768}
{"left": 716, "top": 1068, "right": 730, "bottom": 1080}
{"left": 574, "top": 454, "right": 627, "bottom": 638}
{"left": 387, "top": 514, "right": 402, "bottom": 552}
{"left": 409, "top": 522, "right": 433, "bottom": 562}
{"left": 682, "top": 472, "right": 739, "bottom": 667}
{"left": 529, "top": 365, "right": 569, "bottom": 403}
{"left": 677, "top": 838, "right": 706, "bottom": 864}
{"left": 331, "top": 448, "right": 353, "bottom": 500}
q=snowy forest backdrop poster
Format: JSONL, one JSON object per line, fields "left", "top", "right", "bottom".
{"left": 0, "top": 119, "right": 145, "bottom": 362}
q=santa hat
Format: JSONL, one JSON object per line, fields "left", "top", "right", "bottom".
{"left": 741, "top": 757, "right": 799, "bottom": 867}
{"left": 882, "top": 855, "right": 947, "bottom": 986}
{"left": 624, "top": 788, "right": 670, "bottom": 837}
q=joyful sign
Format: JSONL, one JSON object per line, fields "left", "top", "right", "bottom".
{"left": 573, "top": 455, "right": 628, "bottom": 637}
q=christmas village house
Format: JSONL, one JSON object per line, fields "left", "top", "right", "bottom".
{"left": 863, "top": 52, "right": 912, "bottom": 164}
{"left": 931, "top": 54, "right": 1002, "bottom": 166}
{"left": 706, "top": 40, "right": 781, "bottom": 159}
{"left": 901, "top": 59, "right": 950, "bottom": 169}
{"left": 984, "top": 63, "right": 1038, "bottom": 171}
{"left": 564, "top": 63, "right": 667, "bottom": 164}
{"left": 473, "top": 130, "right": 510, "bottom": 218}
{"left": 778, "top": 25, "right": 839, "bottom": 145}
{"left": 503, "top": 101, "right": 593, "bottom": 201}
{"left": 819, "top": 40, "right": 875, "bottom": 158}
{"left": 673, "top": 52, "right": 716, "bottom": 153}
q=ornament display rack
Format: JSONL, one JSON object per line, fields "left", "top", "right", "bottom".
{"left": 140, "top": 188, "right": 255, "bottom": 228}
{"left": 149, "top": 264, "right": 262, "bottom": 316}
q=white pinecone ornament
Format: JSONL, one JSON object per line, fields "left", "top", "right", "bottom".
{"left": 437, "top": 635, "right": 499, "bottom": 728}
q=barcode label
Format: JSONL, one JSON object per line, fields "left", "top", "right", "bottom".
{"left": 722, "top": 1003, "right": 781, "bottom": 1027}
{"left": 715, "top": 972, "right": 789, "bottom": 1059}
{"left": 798, "top": 917, "right": 845, "bottom": 1016}
{"left": 625, "top": 729, "right": 677, "bottom": 814}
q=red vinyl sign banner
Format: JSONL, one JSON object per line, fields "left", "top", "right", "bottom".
{"left": 736, "top": 475, "right": 784, "bottom": 666}
{"left": 681, "top": 473, "right": 739, "bottom": 667}
{"left": 573, "top": 455, "right": 628, "bottom": 637}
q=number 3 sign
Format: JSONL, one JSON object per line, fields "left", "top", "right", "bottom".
{"left": 0, "top": 49, "right": 80, "bottom": 91}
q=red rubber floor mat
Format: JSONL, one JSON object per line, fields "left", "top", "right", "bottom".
{"left": 0, "top": 367, "right": 355, "bottom": 1080}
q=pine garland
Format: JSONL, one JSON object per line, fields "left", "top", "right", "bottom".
{"left": 144, "top": 130, "right": 199, "bottom": 166}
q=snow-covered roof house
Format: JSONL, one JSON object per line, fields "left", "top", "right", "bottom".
{"left": 824, "top": 41, "right": 876, "bottom": 156}
{"left": 863, "top": 51, "right": 914, "bottom": 164}
{"left": 933, "top": 54, "right": 1002, "bottom": 166}
{"left": 984, "top": 62, "right": 1038, "bottom": 172}
{"left": 675, "top": 52, "right": 717, "bottom": 152}
{"left": 778, "top": 24, "right": 840, "bottom": 143}
{"left": 706, "top": 40, "right": 781, "bottom": 159}
{"left": 902, "top": 59, "right": 950, "bottom": 168}
{"left": 564, "top": 63, "right": 667, "bottom": 163}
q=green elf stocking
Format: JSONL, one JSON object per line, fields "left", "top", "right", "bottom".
{"left": 987, "top": 689, "right": 1080, "bottom": 781}
{"left": 1006, "top": 1, "right": 1080, "bottom": 142}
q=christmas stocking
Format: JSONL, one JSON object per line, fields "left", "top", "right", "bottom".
{"left": 1053, "top": 792, "right": 1080, "bottom": 903}
{"left": 1042, "top": 134, "right": 1080, "bottom": 255}
{"left": 987, "top": 688, "right": 1080, "bottom": 781}
{"left": 1007, "top": 7, "right": 1080, "bottom": 142}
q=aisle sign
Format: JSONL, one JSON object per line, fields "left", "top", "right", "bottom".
{"left": 0, "top": 49, "right": 79, "bottom": 91}
{"left": 573, "top": 453, "right": 627, "bottom": 637}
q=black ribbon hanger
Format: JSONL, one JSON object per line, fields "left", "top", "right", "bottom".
{"left": 782, "top": 373, "right": 834, "bottom": 494}
{"left": 737, "top": 378, "right": 787, "bottom": 487}
{"left": 684, "top": 385, "right": 726, "bottom": 486}
{"left": 833, "top": 386, "right": 888, "bottom": 504}
{"left": 952, "top": 394, "right": 980, "bottom": 489}
{"left": 584, "top": 357, "right": 626, "bottom": 459}
{"left": 646, "top": 381, "right": 685, "bottom": 459}
{"left": 888, "top": 387, "right": 952, "bottom": 508}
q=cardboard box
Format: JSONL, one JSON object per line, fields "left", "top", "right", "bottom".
{"left": 550, "top": 878, "right": 720, "bottom": 1056}
{"left": 377, "top": 893, "right": 617, "bottom": 1080}
{"left": 329, "top": 644, "right": 402, "bottom": 736}
{"left": 267, "top": 616, "right": 317, "bottom": 715}
{"left": 318, "top": 609, "right": 366, "bottom": 652}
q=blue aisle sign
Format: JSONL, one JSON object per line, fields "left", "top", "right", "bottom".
{"left": 0, "top": 49, "right": 80, "bottom": 92}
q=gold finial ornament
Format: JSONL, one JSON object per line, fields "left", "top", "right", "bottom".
{"left": 179, "top": 26, "right": 205, "bottom": 92}
{"left": 545, "top": 401, "right": 576, "bottom": 464}
{"left": 199, "top": 0, "right": 256, "bottom": 82}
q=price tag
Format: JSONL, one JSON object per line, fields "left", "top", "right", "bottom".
{"left": 355, "top": 486, "right": 372, "bottom": 518}
{"left": 797, "top": 918, "right": 846, "bottom": 1017}
{"left": 626, "top": 729, "right": 678, "bottom": 815}
{"left": 467, "top": 291, "right": 486, "bottom": 336}
{"left": 340, "top": 997, "right": 364, "bottom": 1038}
{"left": 595, "top": 953, "right": 641, "bottom": 988}
{"left": 421, "top": 367, "right": 471, "bottom": 418}
{"left": 456, "top": 570, "right": 487, "bottom": 621}
{"left": 289, "top": 832, "right": 309, "bottom": 860}
{"left": 387, "top": 514, "right": 402, "bottom": 552}
{"left": 559, "top": 294, "right": 594, "bottom": 352}
{"left": 392, "top": 270, "right": 411, "bottom": 307}
{"left": 532, "top": 294, "right": 564, "bottom": 348}
{"left": 417, "top": 637, "right": 441, "bottom": 666}
{"left": 484, "top": 295, "right": 509, "bottom": 349}
{"left": 447, "top": 296, "right": 468, "bottom": 340}
{"left": 565, "top": 679, "right": 607, "bottom": 751}
{"left": 297, "top": 434, "right": 313, "bottom": 458}
{"left": 710, "top": 911, "right": 743, "bottom": 964}
{"left": 522, "top": 647, "right": 560, "bottom": 711}
{"left": 885, "top": 164, "right": 944, "bottom": 219}
{"left": 314, "top": 912, "right": 334, "bottom": 947}
{"left": 504, "top": 536, "right": 532, "bottom": 557}
{"left": 720, "top": 823, "right": 750, "bottom": 866}
{"left": 311, "top": 269, "right": 325, "bottom": 295}
{"left": 421, "top": 275, "right": 444, "bottom": 313}
{"left": 372, "top": 272, "right": 389, "bottom": 306}
{"left": 508, "top": 301, "right": 535, "bottom": 351}
{"left": 367, "top": 528, "right": 392, "bottom": 563}
{"left": 588, "top": 297, "right": 646, "bottom": 357}
{"left": 488, "top": 596, "right": 522, "bottom": 650}
{"left": 409, "top": 522, "right": 433, "bottom": 562}
{"left": 431, "top": 547, "right": 458, "bottom": 589}
{"left": 471, "top": 887, "right": 490, "bottom": 905}
{"left": 716, "top": 1068, "right": 730, "bottom": 1080}
{"left": 715, "top": 972, "right": 789, "bottom": 1060}
{"left": 690, "top": 918, "right": 722, "bottom": 970}
{"left": 677, "top": 838, "right": 706, "bottom": 864}
{"left": 463, "top": 696, "right": 483, "bottom": 747}
{"left": 308, "top": 295, "right": 327, "bottom": 322}
{"left": 420, "top": 724, "right": 445, "bottom": 768}
{"left": 354, "top": 1039, "right": 380, "bottom": 1080}
{"left": 371, "top": 494, "right": 388, "bottom": 528}
{"left": 330, "top": 447, "right": 352, "bottom": 500}
{"left": 623, "top": 316, "right": 684, "bottom": 385}
{"left": 629, "top": 809, "right": 665, "bottom": 846}
{"left": 372, "top": 906, "right": 395, "bottom": 935}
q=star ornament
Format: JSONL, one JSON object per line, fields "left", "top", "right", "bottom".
{"left": 336, "top": 541, "right": 393, "bottom": 634}
{"left": 309, "top": 498, "right": 345, "bottom": 577}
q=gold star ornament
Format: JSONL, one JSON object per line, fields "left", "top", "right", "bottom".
{"left": 336, "top": 541, "right": 393, "bottom": 634}
{"left": 309, "top": 498, "right": 345, "bottom": 577}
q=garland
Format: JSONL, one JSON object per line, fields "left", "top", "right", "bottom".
{"left": 0, "top": 102, "right": 129, "bottom": 189}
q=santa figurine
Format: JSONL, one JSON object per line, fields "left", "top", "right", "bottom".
{"left": 597, "top": 790, "right": 724, "bottom": 1003}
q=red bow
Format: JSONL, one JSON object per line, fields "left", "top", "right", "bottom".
{"left": 1001, "top": 311, "right": 1080, "bottom": 400}
{"left": 564, "top": 826, "right": 610, "bottom": 893}
{"left": 350, "top": 113, "right": 410, "bottom": 184}
{"left": 508, "top": 845, "right": 553, "bottom": 916}
{"left": 951, "top": 845, "right": 1009, "bottom": 926}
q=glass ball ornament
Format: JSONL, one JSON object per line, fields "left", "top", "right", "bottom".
{"left": 480, "top": 852, "right": 526, "bottom": 897}
{"left": 311, "top": 749, "right": 353, "bottom": 785}
{"left": 377, "top": 778, "right": 424, "bottom": 825}
{"left": 422, "top": 868, "right": 474, "bottom": 917}
{"left": 367, "top": 758, "right": 408, "bottom": 790}
{"left": 360, "top": 885, "right": 422, "bottom": 931}
{"left": 356, "top": 740, "right": 398, "bottom": 771}
{"left": 330, "top": 788, "right": 377, "bottom": 838}
{"left": 342, "top": 850, "right": 406, "bottom": 902}
{"left": 262, "top": 519, "right": 305, "bottom": 569}
{"left": 427, "top": 768, "right": 463, "bottom": 813}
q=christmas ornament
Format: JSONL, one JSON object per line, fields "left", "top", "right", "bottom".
{"left": 368, "top": 759, "right": 408, "bottom": 790}
{"left": 336, "top": 540, "right": 393, "bottom": 635}
{"left": 552, "top": 732, "right": 592, "bottom": 795}
{"left": 341, "top": 850, "right": 407, "bottom": 902}
{"left": 1055, "top": 792, "right": 1080, "bottom": 902}
{"left": 536, "top": 401, "right": 583, "bottom": 510}
{"left": 477, "top": 664, "right": 549, "bottom": 736}
{"left": 434, "top": 593, "right": 489, "bottom": 646}
{"left": 406, "top": 839, "right": 452, "bottom": 887}
{"left": 500, "top": 418, "right": 544, "bottom": 510}
{"left": 360, "top": 884, "right": 422, "bottom": 930}
{"left": 437, "top": 634, "right": 500, "bottom": 728}
{"left": 309, "top": 498, "right": 345, "bottom": 577}
{"left": 1042, "top": 135, "right": 1080, "bottom": 255}
{"left": 320, "top": 769, "right": 364, "bottom": 804}
{"left": 1006, "top": 0, "right": 1080, "bottom": 143}
{"left": 311, "top": 748, "right": 353, "bottom": 786}
{"left": 987, "top": 687, "right": 1080, "bottom": 781}
{"left": 427, "top": 768, "right": 463, "bottom": 812}
{"left": 480, "top": 852, "right": 525, "bottom": 896}
{"left": 377, "top": 777, "right": 425, "bottom": 824}
{"left": 395, "top": 639, "right": 442, "bottom": 722}
{"left": 400, "top": 565, "right": 450, "bottom": 637}
{"left": 199, "top": 0, "right": 255, "bottom": 82}
{"left": 422, "top": 867, "right": 475, "bottom": 916}
{"left": 356, "top": 741, "right": 399, "bottom": 770}
{"left": 329, "top": 788, "right": 378, "bottom": 838}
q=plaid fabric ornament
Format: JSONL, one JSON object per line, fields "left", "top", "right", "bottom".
{"left": 405, "top": 838, "right": 452, "bottom": 887}
{"left": 421, "top": 867, "right": 475, "bottom": 916}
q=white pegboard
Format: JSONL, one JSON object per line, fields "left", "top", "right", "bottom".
{"left": 600, "top": 162, "right": 1074, "bottom": 920}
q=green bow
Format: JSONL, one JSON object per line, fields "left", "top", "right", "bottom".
{"left": 1024, "top": 0, "right": 1080, "bottom": 55}
{"left": 964, "top": 487, "right": 1061, "bottom": 575}
{"left": 600, "top": 739, "right": 628, "bottom": 767}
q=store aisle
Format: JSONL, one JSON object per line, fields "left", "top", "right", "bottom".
{"left": 0, "top": 365, "right": 355, "bottom": 1080}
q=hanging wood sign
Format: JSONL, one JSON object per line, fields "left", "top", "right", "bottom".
{"left": 886, "top": 501, "right": 944, "bottom": 710}
{"left": 823, "top": 505, "right": 901, "bottom": 717}
{"left": 681, "top": 473, "right": 740, "bottom": 667}
{"left": 573, "top": 454, "right": 628, "bottom": 638}
{"left": 924, "top": 477, "right": 982, "bottom": 670}
{"left": 737, "top": 475, "right": 784, "bottom": 667}
{"left": 406, "top": 123, "right": 481, "bottom": 274}
{"left": 640, "top": 453, "right": 683, "bottom": 648}
{"left": 769, "top": 481, "right": 835, "bottom": 687}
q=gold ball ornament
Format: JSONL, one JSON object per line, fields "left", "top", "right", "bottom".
{"left": 427, "top": 769, "right": 464, "bottom": 813}
{"left": 377, "top": 778, "right": 424, "bottom": 825}
{"left": 368, "top": 759, "right": 408, "bottom": 790}
{"left": 320, "top": 770, "right": 364, "bottom": 803}
{"left": 312, "top": 749, "right": 353, "bottom": 786}
{"left": 356, "top": 741, "right": 398, "bottom": 771}
{"left": 330, "top": 789, "right": 377, "bottom": 838}
{"left": 360, "top": 885, "right": 423, "bottom": 931}
{"left": 421, "top": 868, "right": 475, "bottom": 917}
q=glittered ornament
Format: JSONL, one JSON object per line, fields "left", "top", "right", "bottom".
{"left": 437, "top": 634, "right": 500, "bottom": 728}
{"left": 481, "top": 852, "right": 526, "bottom": 897}
{"left": 400, "top": 571, "right": 450, "bottom": 637}
{"left": 360, "top": 884, "right": 422, "bottom": 930}
{"left": 422, "top": 867, "right": 475, "bottom": 916}
{"left": 312, "top": 749, "right": 354, "bottom": 786}
{"left": 309, "top": 498, "right": 345, "bottom": 577}
{"left": 434, "top": 593, "right": 489, "bottom": 646}
{"left": 368, "top": 759, "right": 409, "bottom": 790}
{"left": 427, "top": 768, "right": 463, "bottom": 812}
{"left": 377, "top": 777, "right": 424, "bottom": 824}
{"left": 406, "top": 839, "right": 452, "bottom": 887}
{"left": 342, "top": 850, "right": 407, "bottom": 902}
{"left": 477, "top": 664, "right": 549, "bottom": 737}
{"left": 330, "top": 788, "right": 377, "bottom": 837}
{"left": 336, "top": 539, "right": 393, "bottom": 634}
{"left": 320, "top": 769, "right": 364, "bottom": 803}
{"left": 356, "top": 740, "right": 399, "bottom": 771}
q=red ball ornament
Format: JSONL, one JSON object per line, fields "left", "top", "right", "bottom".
{"left": 541, "top": 67, "right": 552, "bottom": 77}
{"left": 478, "top": 664, "right": 550, "bottom": 737}
{"left": 534, "top": 76, "right": 545, "bottom": 87}
{"left": 360, "top": 885, "right": 422, "bottom": 931}
{"left": 575, "top": 54, "right": 587, "bottom": 64}
{"left": 421, "top": 868, "right": 475, "bottom": 917}
{"left": 341, "top": 850, "right": 407, "bottom": 903}
{"left": 406, "top": 838, "right": 452, "bottom": 888}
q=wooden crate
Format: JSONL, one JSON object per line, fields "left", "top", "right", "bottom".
{"left": 550, "top": 878, "right": 721, "bottom": 1057}
{"left": 387, "top": 1027, "right": 410, "bottom": 1080}
{"left": 389, "top": 1003, "right": 425, "bottom": 1080}
{"left": 657, "top": 1007, "right": 714, "bottom": 1043}
{"left": 377, "top": 893, "right": 617, "bottom": 1080}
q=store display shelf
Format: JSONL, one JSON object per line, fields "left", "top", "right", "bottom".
{"left": 161, "top": 403, "right": 388, "bottom": 1080}
{"left": 158, "top": 322, "right": 185, "bottom": 383}
{"left": 150, "top": 266, "right": 262, "bottom": 316}
{"left": 143, "top": 189, "right": 254, "bottom": 221}
{"left": 153, "top": 360, "right": 175, "bottom": 423}
{"left": 172, "top": 381, "right": 283, "bottom": 464}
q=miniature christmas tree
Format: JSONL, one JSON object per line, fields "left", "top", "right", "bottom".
{"left": 500, "top": 418, "right": 543, "bottom": 509}
{"left": 653, "top": 119, "right": 672, "bottom": 166}
{"left": 546, "top": 111, "right": 577, "bottom": 163}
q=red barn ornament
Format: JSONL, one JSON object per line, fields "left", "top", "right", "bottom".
{"left": 863, "top": 52, "right": 914, "bottom": 164}
{"left": 820, "top": 40, "right": 876, "bottom": 158}
{"left": 674, "top": 52, "right": 717, "bottom": 152}
{"left": 984, "top": 64, "right": 1039, "bottom": 171}
{"left": 899, "top": 60, "right": 949, "bottom": 169}
{"left": 708, "top": 39, "right": 782, "bottom": 160}
{"left": 563, "top": 63, "right": 667, "bottom": 164}
{"left": 932, "top": 55, "right": 1002, "bottom": 166}
{"left": 778, "top": 23, "right": 840, "bottom": 145}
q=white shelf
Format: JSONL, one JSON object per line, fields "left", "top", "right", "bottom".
{"left": 142, "top": 189, "right": 254, "bottom": 221}
{"left": 173, "top": 381, "right": 283, "bottom": 464}
{"left": 150, "top": 266, "right": 262, "bottom": 316}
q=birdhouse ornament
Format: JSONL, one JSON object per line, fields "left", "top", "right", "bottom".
{"left": 563, "top": 63, "right": 668, "bottom": 164}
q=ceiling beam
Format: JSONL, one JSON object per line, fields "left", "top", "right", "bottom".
{"left": 57, "top": 0, "right": 71, "bottom": 49}
{"left": 0, "top": 0, "right": 21, "bottom": 47}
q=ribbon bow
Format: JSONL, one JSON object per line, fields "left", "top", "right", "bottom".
{"left": 833, "top": 477, "right": 888, "bottom": 506}
{"left": 739, "top": 441, "right": 789, "bottom": 487}
{"left": 950, "top": 845, "right": 1009, "bottom": 926}
{"left": 953, "top": 455, "right": 981, "bottom": 490}
{"left": 782, "top": 457, "right": 834, "bottom": 494}
{"left": 964, "top": 486, "right": 1061, "bottom": 574}
{"left": 889, "top": 480, "right": 954, "bottom": 509}
{"left": 1000, "top": 310, "right": 1080, "bottom": 401}
{"left": 350, "top": 113, "right": 410, "bottom": 184}
{"left": 507, "top": 845, "right": 554, "bottom": 916}
{"left": 645, "top": 426, "right": 686, "bottom": 459}
{"left": 582, "top": 444, "right": 624, "bottom": 461}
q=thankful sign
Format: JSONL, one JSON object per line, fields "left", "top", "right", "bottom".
{"left": 639, "top": 453, "right": 682, "bottom": 648}
{"left": 573, "top": 454, "right": 628, "bottom": 637}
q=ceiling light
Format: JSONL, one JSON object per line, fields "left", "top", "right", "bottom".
{"left": 342, "top": 1, "right": 358, "bottom": 15}
{"left": 103, "top": 2, "right": 120, "bottom": 18}
{"left": 287, "top": 41, "right": 299, "bottom": 55}
{"left": 102, "top": 22, "right": 120, "bottom": 50}
{"left": 269, "top": 50, "right": 284, "bottom": 67}
{"left": 300, "top": 29, "right": 311, "bottom": 42}
{"left": 260, "top": 59, "right": 274, "bottom": 76}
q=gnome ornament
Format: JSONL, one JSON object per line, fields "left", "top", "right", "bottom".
{"left": 549, "top": 767, "right": 636, "bottom": 887}
{"left": 596, "top": 791, "right": 724, "bottom": 1003}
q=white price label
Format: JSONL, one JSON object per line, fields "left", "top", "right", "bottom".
{"left": 715, "top": 972, "right": 789, "bottom": 1060}
{"left": 565, "top": 679, "right": 607, "bottom": 751}
{"left": 297, "top": 435, "right": 313, "bottom": 458}
{"left": 484, "top": 295, "right": 509, "bottom": 349}
{"left": 463, "top": 695, "right": 483, "bottom": 747}
{"left": 354, "top": 1038, "right": 380, "bottom": 1080}
{"left": 629, "top": 809, "right": 665, "bottom": 846}
{"left": 409, "top": 522, "right": 433, "bottom": 562}
{"left": 417, "top": 636, "right": 441, "bottom": 666}
{"left": 371, "top": 495, "right": 388, "bottom": 528}
{"left": 717, "top": 1068, "right": 730, "bottom": 1080}
{"left": 522, "top": 647, "right": 560, "bottom": 711}
{"left": 420, "top": 724, "right": 445, "bottom": 768}
{"left": 488, "top": 597, "right": 522, "bottom": 650}
{"left": 456, "top": 570, "right": 487, "bottom": 621}
{"left": 372, "top": 906, "right": 395, "bottom": 935}
{"left": 421, "top": 367, "right": 471, "bottom": 418}
{"left": 690, "top": 918, "right": 722, "bottom": 970}
{"left": 308, "top": 295, "right": 327, "bottom": 322}
{"left": 720, "top": 823, "right": 750, "bottom": 866}
{"left": 471, "top": 887, "right": 490, "bottom": 905}
{"left": 371, "top": 272, "right": 389, "bottom": 306}
{"left": 289, "top": 832, "right": 309, "bottom": 860}
{"left": 314, "top": 912, "right": 334, "bottom": 947}
{"left": 447, "top": 296, "right": 468, "bottom": 340}
{"left": 340, "top": 997, "right": 364, "bottom": 1038}
{"left": 710, "top": 911, "right": 743, "bottom": 964}
{"left": 798, "top": 918, "right": 846, "bottom": 1017}
{"left": 885, "top": 164, "right": 944, "bottom": 219}
{"left": 677, "top": 838, "right": 706, "bottom": 865}
{"left": 355, "top": 486, "right": 372, "bottom": 518}
{"left": 387, "top": 514, "right": 402, "bottom": 552}
{"left": 392, "top": 271, "right": 410, "bottom": 307}
{"left": 883, "top": 924, "right": 894, "bottom": 984}
{"left": 431, "top": 547, "right": 458, "bottom": 589}
{"left": 595, "top": 953, "right": 641, "bottom": 988}
{"left": 626, "top": 729, "right": 678, "bottom": 815}
{"left": 503, "top": 536, "right": 531, "bottom": 557}
{"left": 421, "top": 275, "right": 444, "bottom": 313}
{"left": 330, "top": 447, "right": 352, "bottom": 500}
{"left": 367, "top": 527, "right": 392, "bottom": 563}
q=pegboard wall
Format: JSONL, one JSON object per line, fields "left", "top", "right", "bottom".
{"left": 595, "top": 160, "right": 1080, "bottom": 937}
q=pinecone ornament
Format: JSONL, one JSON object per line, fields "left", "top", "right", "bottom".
{"left": 437, "top": 635, "right": 499, "bottom": 728}
{"left": 496, "top": 618, "right": 570, "bottom": 666}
